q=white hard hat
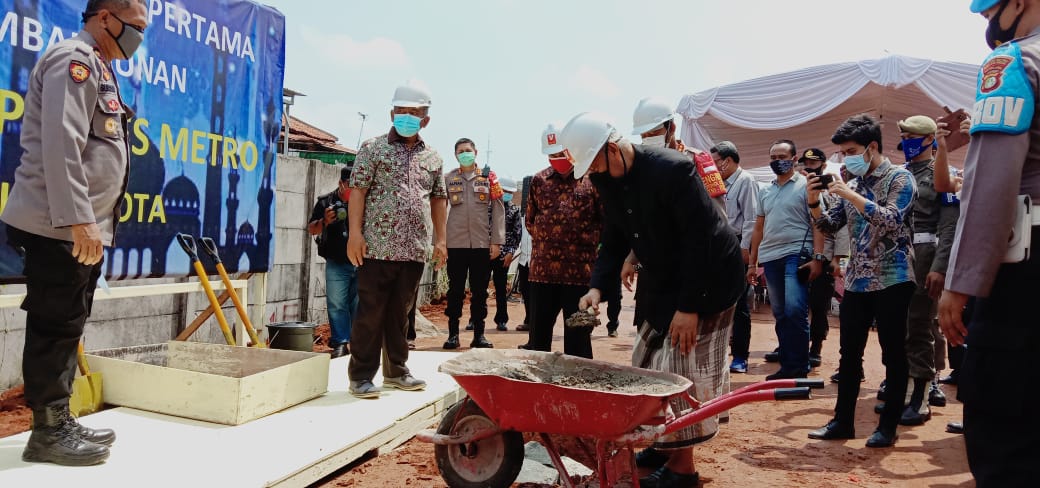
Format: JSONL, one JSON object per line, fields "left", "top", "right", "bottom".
{"left": 499, "top": 177, "right": 517, "bottom": 192}
{"left": 541, "top": 122, "right": 564, "bottom": 155}
{"left": 391, "top": 79, "right": 432, "bottom": 108}
{"left": 631, "top": 97, "right": 674, "bottom": 135}
{"left": 560, "top": 112, "right": 618, "bottom": 179}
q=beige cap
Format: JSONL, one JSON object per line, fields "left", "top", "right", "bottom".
{"left": 898, "top": 115, "right": 938, "bottom": 135}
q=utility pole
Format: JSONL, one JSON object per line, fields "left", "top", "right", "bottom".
{"left": 485, "top": 134, "right": 492, "bottom": 165}
{"left": 356, "top": 112, "right": 368, "bottom": 152}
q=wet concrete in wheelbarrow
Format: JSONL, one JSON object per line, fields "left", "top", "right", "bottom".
{"left": 317, "top": 289, "right": 973, "bottom": 487}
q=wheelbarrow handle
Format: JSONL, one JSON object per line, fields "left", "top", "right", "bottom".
{"left": 199, "top": 237, "right": 222, "bottom": 263}
{"left": 773, "top": 387, "right": 813, "bottom": 401}
{"left": 794, "top": 379, "right": 825, "bottom": 389}
{"left": 176, "top": 233, "right": 198, "bottom": 260}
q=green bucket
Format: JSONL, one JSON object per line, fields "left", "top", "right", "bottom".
{"left": 266, "top": 321, "right": 316, "bottom": 352}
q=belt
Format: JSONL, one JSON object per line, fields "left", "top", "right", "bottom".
{"left": 913, "top": 232, "right": 937, "bottom": 245}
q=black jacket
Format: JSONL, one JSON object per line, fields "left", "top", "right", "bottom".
{"left": 589, "top": 145, "right": 744, "bottom": 334}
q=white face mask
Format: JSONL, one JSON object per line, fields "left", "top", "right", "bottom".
{"left": 642, "top": 135, "right": 666, "bottom": 148}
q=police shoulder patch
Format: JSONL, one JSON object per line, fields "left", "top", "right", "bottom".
{"left": 69, "top": 61, "right": 91, "bottom": 83}
{"left": 971, "top": 42, "right": 1035, "bottom": 136}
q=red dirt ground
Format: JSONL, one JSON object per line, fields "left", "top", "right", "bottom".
{"left": 0, "top": 289, "right": 974, "bottom": 487}
{"left": 316, "top": 289, "right": 973, "bottom": 488}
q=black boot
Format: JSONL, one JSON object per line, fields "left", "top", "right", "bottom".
{"left": 899, "top": 378, "right": 931, "bottom": 426}
{"left": 23, "top": 404, "right": 110, "bottom": 466}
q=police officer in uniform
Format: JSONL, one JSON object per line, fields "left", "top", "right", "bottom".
{"left": 939, "top": 1, "right": 1040, "bottom": 485}
{"left": 892, "top": 116, "right": 959, "bottom": 425}
{"left": 0, "top": 0, "right": 148, "bottom": 466}
{"left": 442, "top": 138, "right": 504, "bottom": 349}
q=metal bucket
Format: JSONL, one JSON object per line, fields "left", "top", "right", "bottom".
{"left": 266, "top": 321, "right": 316, "bottom": 352}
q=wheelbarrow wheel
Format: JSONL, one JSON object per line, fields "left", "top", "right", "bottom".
{"left": 434, "top": 399, "right": 524, "bottom": 488}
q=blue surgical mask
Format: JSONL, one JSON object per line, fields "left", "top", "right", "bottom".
{"left": 901, "top": 137, "right": 929, "bottom": 161}
{"left": 844, "top": 146, "right": 873, "bottom": 177}
{"left": 769, "top": 159, "right": 794, "bottom": 176}
{"left": 502, "top": 193, "right": 514, "bottom": 203}
{"left": 393, "top": 113, "right": 422, "bottom": 137}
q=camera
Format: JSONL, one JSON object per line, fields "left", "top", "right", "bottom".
{"left": 329, "top": 201, "right": 348, "bottom": 221}
{"left": 817, "top": 174, "right": 834, "bottom": 188}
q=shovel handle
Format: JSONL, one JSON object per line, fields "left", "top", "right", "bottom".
{"left": 176, "top": 233, "right": 198, "bottom": 260}
{"left": 77, "top": 342, "right": 90, "bottom": 376}
{"left": 200, "top": 237, "right": 222, "bottom": 263}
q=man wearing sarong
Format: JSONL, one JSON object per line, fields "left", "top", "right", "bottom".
{"left": 564, "top": 112, "right": 744, "bottom": 488}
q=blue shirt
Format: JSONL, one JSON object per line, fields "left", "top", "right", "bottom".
{"left": 756, "top": 173, "right": 813, "bottom": 264}
{"left": 816, "top": 160, "right": 917, "bottom": 293}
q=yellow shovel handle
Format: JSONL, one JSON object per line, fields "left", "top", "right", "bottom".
{"left": 193, "top": 261, "right": 236, "bottom": 346}
{"left": 77, "top": 342, "right": 90, "bottom": 376}
{"left": 214, "top": 262, "right": 264, "bottom": 348}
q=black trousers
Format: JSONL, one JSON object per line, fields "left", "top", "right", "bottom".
{"left": 730, "top": 269, "right": 752, "bottom": 359}
{"left": 8, "top": 226, "right": 102, "bottom": 409}
{"left": 606, "top": 276, "right": 622, "bottom": 330}
{"left": 348, "top": 259, "right": 423, "bottom": 382}
{"left": 961, "top": 235, "right": 1040, "bottom": 487}
{"left": 528, "top": 282, "right": 592, "bottom": 359}
{"left": 517, "top": 264, "right": 531, "bottom": 324}
{"left": 490, "top": 257, "right": 509, "bottom": 324}
{"left": 445, "top": 248, "right": 490, "bottom": 335}
{"left": 809, "top": 271, "right": 835, "bottom": 347}
{"left": 834, "top": 281, "right": 915, "bottom": 432}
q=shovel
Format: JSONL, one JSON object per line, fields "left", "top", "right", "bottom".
{"left": 199, "top": 237, "right": 264, "bottom": 348}
{"left": 69, "top": 342, "right": 103, "bottom": 417}
{"left": 176, "top": 233, "right": 236, "bottom": 346}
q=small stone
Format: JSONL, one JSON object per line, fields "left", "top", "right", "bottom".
{"left": 515, "top": 458, "right": 560, "bottom": 485}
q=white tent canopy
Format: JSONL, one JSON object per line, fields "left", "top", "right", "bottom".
{"left": 677, "top": 55, "right": 979, "bottom": 180}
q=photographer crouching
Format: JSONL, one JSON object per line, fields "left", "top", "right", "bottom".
{"left": 308, "top": 166, "right": 359, "bottom": 358}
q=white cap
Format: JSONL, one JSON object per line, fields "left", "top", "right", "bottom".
{"left": 560, "top": 111, "right": 618, "bottom": 179}
{"left": 499, "top": 177, "right": 517, "bottom": 192}
{"left": 541, "top": 122, "right": 565, "bottom": 155}
{"left": 631, "top": 97, "right": 674, "bottom": 135}
{"left": 391, "top": 79, "right": 432, "bottom": 108}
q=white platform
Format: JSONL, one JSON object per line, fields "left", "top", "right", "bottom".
{"left": 0, "top": 352, "right": 464, "bottom": 488}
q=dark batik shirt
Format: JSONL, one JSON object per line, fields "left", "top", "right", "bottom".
{"left": 526, "top": 167, "right": 601, "bottom": 286}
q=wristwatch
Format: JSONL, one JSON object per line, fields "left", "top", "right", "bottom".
{"left": 633, "top": 263, "right": 643, "bottom": 272}
{"left": 813, "top": 253, "right": 828, "bottom": 262}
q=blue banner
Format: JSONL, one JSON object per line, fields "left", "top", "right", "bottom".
{"left": 0, "top": 0, "right": 285, "bottom": 280}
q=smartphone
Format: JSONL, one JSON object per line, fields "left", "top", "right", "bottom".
{"left": 817, "top": 174, "right": 834, "bottom": 188}
{"left": 937, "top": 108, "right": 970, "bottom": 152}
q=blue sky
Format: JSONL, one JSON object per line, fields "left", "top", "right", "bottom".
{"left": 260, "top": 0, "right": 991, "bottom": 180}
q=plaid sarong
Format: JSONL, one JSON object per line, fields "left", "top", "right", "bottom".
{"left": 632, "top": 305, "right": 735, "bottom": 450}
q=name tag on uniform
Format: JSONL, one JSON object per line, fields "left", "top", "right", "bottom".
{"left": 474, "top": 179, "right": 489, "bottom": 202}
{"left": 448, "top": 177, "right": 464, "bottom": 204}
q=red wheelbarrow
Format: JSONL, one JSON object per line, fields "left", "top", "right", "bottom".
{"left": 418, "top": 349, "right": 823, "bottom": 488}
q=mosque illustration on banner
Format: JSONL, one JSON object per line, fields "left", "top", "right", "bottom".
{"left": 0, "top": 1, "right": 280, "bottom": 280}
{"left": 106, "top": 51, "right": 276, "bottom": 280}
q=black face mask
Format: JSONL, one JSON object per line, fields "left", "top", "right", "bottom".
{"left": 803, "top": 165, "right": 823, "bottom": 176}
{"left": 986, "top": 0, "right": 1024, "bottom": 49}
{"left": 589, "top": 142, "right": 629, "bottom": 187}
